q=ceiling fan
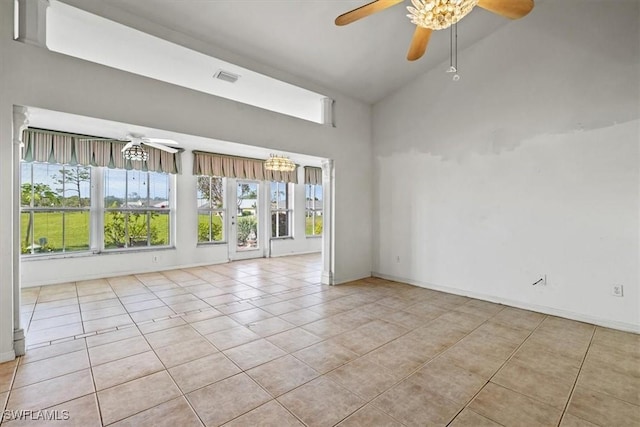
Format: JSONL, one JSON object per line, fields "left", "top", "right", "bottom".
{"left": 335, "top": 0, "right": 534, "bottom": 61}
{"left": 121, "top": 134, "right": 180, "bottom": 154}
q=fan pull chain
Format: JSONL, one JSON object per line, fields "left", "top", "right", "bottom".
{"left": 447, "top": 23, "right": 461, "bottom": 81}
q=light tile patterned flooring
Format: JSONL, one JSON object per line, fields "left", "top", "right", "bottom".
{"left": 1, "top": 254, "right": 638, "bottom": 426}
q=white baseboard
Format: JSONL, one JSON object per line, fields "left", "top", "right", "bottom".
{"left": 21, "top": 259, "right": 231, "bottom": 288}
{"left": 0, "top": 349, "right": 16, "bottom": 363}
{"left": 269, "top": 250, "right": 321, "bottom": 258}
{"left": 372, "top": 271, "right": 639, "bottom": 334}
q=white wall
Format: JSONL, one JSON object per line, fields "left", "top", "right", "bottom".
{"left": 372, "top": 0, "right": 640, "bottom": 332}
{"left": 0, "top": 0, "right": 371, "bottom": 360}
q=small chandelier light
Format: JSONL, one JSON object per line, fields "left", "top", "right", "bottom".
{"left": 264, "top": 154, "right": 296, "bottom": 172}
{"left": 407, "top": 0, "right": 479, "bottom": 30}
{"left": 122, "top": 143, "right": 148, "bottom": 161}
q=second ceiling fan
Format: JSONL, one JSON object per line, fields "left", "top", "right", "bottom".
{"left": 335, "top": 0, "right": 534, "bottom": 61}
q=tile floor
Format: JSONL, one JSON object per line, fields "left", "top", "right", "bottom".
{"left": 0, "top": 254, "right": 638, "bottom": 426}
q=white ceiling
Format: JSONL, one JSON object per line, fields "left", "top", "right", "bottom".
{"left": 57, "top": 0, "right": 531, "bottom": 104}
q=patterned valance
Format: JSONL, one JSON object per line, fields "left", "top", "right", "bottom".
{"left": 304, "top": 166, "right": 322, "bottom": 185}
{"left": 21, "top": 128, "right": 181, "bottom": 174}
{"left": 194, "top": 151, "right": 297, "bottom": 183}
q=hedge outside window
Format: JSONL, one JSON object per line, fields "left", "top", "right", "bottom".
{"left": 103, "top": 169, "right": 171, "bottom": 249}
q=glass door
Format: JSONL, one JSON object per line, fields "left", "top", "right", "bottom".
{"left": 229, "top": 180, "right": 262, "bottom": 260}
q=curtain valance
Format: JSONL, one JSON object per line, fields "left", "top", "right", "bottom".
{"left": 21, "top": 128, "right": 181, "bottom": 174}
{"left": 304, "top": 166, "right": 322, "bottom": 185}
{"left": 194, "top": 151, "right": 297, "bottom": 183}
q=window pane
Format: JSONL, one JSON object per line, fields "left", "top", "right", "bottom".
{"left": 64, "top": 211, "right": 90, "bottom": 251}
{"left": 60, "top": 166, "right": 91, "bottom": 207}
{"left": 127, "top": 170, "right": 146, "bottom": 208}
{"left": 197, "top": 177, "right": 210, "bottom": 209}
{"left": 28, "top": 163, "right": 62, "bottom": 207}
{"left": 198, "top": 212, "right": 211, "bottom": 243}
{"left": 211, "top": 178, "right": 224, "bottom": 208}
{"left": 313, "top": 213, "right": 323, "bottom": 235}
{"left": 237, "top": 215, "right": 258, "bottom": 248}
{"left": 305, "top": 211, "right": 313, "bottom": 235}
{"left": 212, "top": 212, "right": 224, "bottom": 242}
{"left": 314, "top": 186, "right": 323, "bottom": 210}
{"left": 150, "top": 212, "right": 169, "bottom": 246}
{"left": 271, "top": 211, "right": 290, "bottom": 238}
{"left": 270, "top": 182, "right": 278, "bottom": 204}
{"left": 20, "top": 212, "right": 33, "bottom": 253}
{"left": 104, "top": 211, "right": 126, "bottom": 249}
{"left": 32, "top": 211, "right": 62, "bottom": 252}
{"left": 149, "top": 172, "right": 169, "bottom": 208}
{"left": 127, "top": 212, "right": 149, "bottom": 246}
{"left": 20, "top": 163, "right": 32, "bottom": 207}
{"left": 306, "top": 184, "right": 322, "bottom": 210}
{"left": 104, "top": 169, "right": 126, "bottom": 208}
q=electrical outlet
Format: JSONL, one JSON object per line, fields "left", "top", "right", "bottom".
{"left": 152, "top": 255, "right": 159, "bottom": 263}
{"left": 396, "top": 256, "right": 400, "bottom": 263}
{"left": 611, "top": 285, "right": 624, "bottom": 297}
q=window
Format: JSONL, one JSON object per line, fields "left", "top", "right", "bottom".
{"left": 305, "top": 184, "right": 323, "bottom": 236}
{"left": 197, "top": 176, "right": 226, "bottom": 243}
{"left": 20, "top": 163, "right": 91, "bottom": 254}
{"left": 103, "top": 169, "right": 171, "bottom": 249}
{"left": 270, "top": 181, "right": 291, "bottom": 238}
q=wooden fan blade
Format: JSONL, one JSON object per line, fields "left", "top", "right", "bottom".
{"left": 335, "top": 0, "right": 404, "bottom": 26}
{"left": 407, "top": 26, "right": 432, "bottom": 61}
{"left": 477, "top": 0, "right": 534, "bottom": 19}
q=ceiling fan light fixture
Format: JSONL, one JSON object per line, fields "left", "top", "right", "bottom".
{"left": 407, "top": 0, "right": 479, "bottom": 30}
{"left": 123, "top": 143, "right": 148, "bottom": 161}
{"left": 264, "top": 154, "right": 296, "bottom": 172}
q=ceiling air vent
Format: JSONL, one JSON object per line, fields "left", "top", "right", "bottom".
{"left": 214, "top": 70, "right": 240, "bottom": 83}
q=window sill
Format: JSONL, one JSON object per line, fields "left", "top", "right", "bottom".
{"left": 21, "top": 251, "right": 95, "bottom": 261}
{"left": 305, "top": 235, "right": 323, "bottom": 239}
{"left": 270, "top": 236, "right": 293, "bottom": 241}
{"left": 22, "top": 246, "right": 176, "bottom": 261}
{"left": 197, "top": 242, "right": 228, "bottom": 247}
{"left": 101, "top": 246, "right": 175, "bottom": 255}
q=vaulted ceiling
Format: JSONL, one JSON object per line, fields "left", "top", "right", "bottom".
{"left": 57, "top": 0, "right": 543, "bottom": 104}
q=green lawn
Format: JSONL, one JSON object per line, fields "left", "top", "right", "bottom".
{"left": 21, "top": 210, "right": 170, "bottom": 253}
{"left": 21, "top": 210, "right": 320, "bottom": 254}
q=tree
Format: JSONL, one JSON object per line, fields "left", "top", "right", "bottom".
{"left": 197, "top": 176, "right": 223, "bottom": 208}
{"left": 21, "top": 183, "right": 59, "bottom": 207}
{"left": 237, "top": 183, "right": 256, "bottom": 212}
{"left": 54, "top": 166, "right": 90, "bottom": 207}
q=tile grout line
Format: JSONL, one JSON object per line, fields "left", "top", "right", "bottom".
{"left": 443, "top": 312, "right": 550, "bottom": 426}
{"left": 555, "top": 326, "right": 598, "bottom": 427}
{"left": 16, "top": 257, "right": 631, "bottom": 426}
